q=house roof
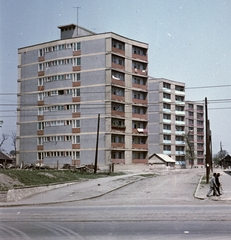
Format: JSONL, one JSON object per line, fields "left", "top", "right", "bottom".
{"left": 149, "top": 153, "right": 176, "bottom": 163}
{"left": 219, "top": 154, "right": 231, "bottom": 162}
{"left": 0, "top": 151, "right": 13, "bottom": 161}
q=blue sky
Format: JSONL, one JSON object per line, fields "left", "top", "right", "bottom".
{"left": 1, "top": 0, "right": 231, "bottom": 154}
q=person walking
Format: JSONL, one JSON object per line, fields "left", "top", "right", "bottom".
{"left": 206, "top": 173, "right": 218, "bottom": 197}
{"left": 215, "top": 173, "right": 221, "bottom": 196}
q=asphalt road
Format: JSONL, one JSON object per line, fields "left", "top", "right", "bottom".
{"left": 1, "top": 205, "right": 231, "bottom": 239}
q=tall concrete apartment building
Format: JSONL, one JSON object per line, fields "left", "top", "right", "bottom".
{"left": 185, "top": 101, "right": 205, "bottom": 166}
{"left": 148, "top": 78, "right": 186, "bottom": 164}
{"left": 148, "top": 78, "right": 204, "bottom": 167}
{"left": 17, "top": 24, "right": 149, "bottom": 167}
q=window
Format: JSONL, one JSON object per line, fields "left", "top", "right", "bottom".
{"left": 112, "top": 87, "right": 124, "bottom": 96}
{"left": 72, "top": 135, "right": 80, "bottom": 144}
{"left": 73, "top": 57, "right": 81, "bottom": 66}
{"left": 37, "top": 122, "right": 44, "bottom": 130}
{"left": 112, "top": 39, "right": 124, "bottom": 50}
{"left": 38, "top": 63, "right": 44, "bottom": 71}
{"left": 132, "top": 121, "right": 145, "bottom": 128}
{"left": 72, "top": 120, "right": 80, "bottom": 128}
{"left": 176, "top": 116, "right": 184, "bottom": 121}
{"left": 164, "top": 145, "right": 171, "bottom": 151}
{"left": 37, "top": 137, "right": 43, "bottom": 145}
{"left": 38, "top": 49, "right": 44, "bottom": 57}
{"left": 164, "top": 135, "right": 171, "bottom": 140}
{"left": 73, "top": 42, "right": 81, "bottom": 51}
{"left": 112, "top": 56, "right": 124, "bottom": 66}
{"left": 73, "top": 73, "right": 80, "bottom": 81}
{"left": 163, "top": 82, "right": 171, "bottom": 89}
{"left": 37, "top": 152, "right": 43, "bottom": 160}
{"left": 112, "top": 103, "right": 124, "bottom": 112}
{"left": 72, "top": 104, "right": 80, "bottom": 112}
{"left": 163, "top": 124, "right": 171, "bottom": 130}
{"left": 176, "top": 146, "right": 184, "bottom": 151}
{"left": 38, "top": 93, "right": 44, "bottom": 101}
{"left": 111, "top": 135, "right": 124, "bottom": 143}
{"left": 175, "top": 95, "right": 184, "bottom": 102}
{"left": 38, "top": 108, "right": 43, "bottom": 115}
{"left": 112, "top": 71, "right": 124, "bottom": 81}
{"left": 38, "top": 78, "right": 44, "bottom": 86}
{"left": 175, "top": 85, "right": 185, "bottom": 92}
{"left": 72, "top": 151, "right": 80, "bottom": 159}
{"left": 163, "top": 93, "right": 171, "bottom": 99}
{"left": 132, "top": 106, "right": 146, "bottom": 114}
{"left": 176, "top": 135, "right": 184, "bottom": 141}
{"left": 163, "top": 114, "right": 171, "bottom": 120}
{"left": 132, "top": 76, "right": 146, "bottom": 85}
{"left": 133, "top": 91, "right": 145, "bottom": 100}
{"left": 176, "top": 105, "right": 184, "bottom": 111}
{"left": 112, "top": 151, "right": 124, "bottom": 159}
{"left": 112, "top": 118, "right": 125, "bottom": 127}
{"left": 73, "top": 89, "right": 80, "bottom": 97}
{"left": 132, "top": 151, "right": 145, "bottom": 159}
{"left": 163, "top": 103, "right": 171, "bottom": 110}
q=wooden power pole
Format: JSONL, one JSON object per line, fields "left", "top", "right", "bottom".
{"left": 205, "top": 97, "right": 210, "bottom": 183}
{"left": 94, "top": 114, "right": 100, "bottom": 174}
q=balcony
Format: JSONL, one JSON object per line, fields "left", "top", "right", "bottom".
{"left": 111, "top": 142, "right": 125, "bottom": 148}
{"left": 132, "top": 158, "right": 148, "bottom": 164}
{"left": 112, "top": 95, "right": 125, "bottom": 102}
{"left": 132, "top": 143, "right": 148, "bottom": 149}
{"left": 132, "top": 128, "right": 148, "bottom": 134}
{"left": 112, "top": 62, "right": 125, "bottom": 71}
{"left": 132, "top": 68, "right": 147, "bottom": 76}
{"left": 72, "top": 144, "right": 80, "bottom": 149}
{"left": 111, "top": 125, "right": 126, "bottom": 132}
{"left": 112, "top": 47, "right": 125, "bottom": 56}
{"left": 111, "top": 158, "right": 125, "bottom": 164}
{"left": 112, "top": 77, "right": 125, "bottom": 87}
{"left": 132, "top": 113, "right": 148, "bottom": 120}
{"left": 132, "top": 53, "right": 148, "bottom": 62}
{"left": 132, "top": 83, "right": 148, "bottom": 91}
{"left": 112, "top": 110, "right": 125, "bottom": 117}
{"left": 132, "top": 98, "right": 148, "bottom": 105}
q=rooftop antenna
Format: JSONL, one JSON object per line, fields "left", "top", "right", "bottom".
{"left": 73, "top": 6, "right": 81, "bottom": 35}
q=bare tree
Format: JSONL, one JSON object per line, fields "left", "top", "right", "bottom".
{"left": 184, "top": 131, "right": 195, "bottom": 168}
{"left": 0, "top": 133, "right": 9, "bottom": 152}
{"left": 11, "top": 131, "right": 17, "bottom": 159}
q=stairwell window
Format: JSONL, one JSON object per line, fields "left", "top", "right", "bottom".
{"left": 73, "top": 57, "right": 81, "bottom": 66}
{"left": 73, "top": 42, "right": 81, "bottom": 51}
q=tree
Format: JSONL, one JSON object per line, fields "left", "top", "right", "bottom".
{"left": 0, "top": 133, "right": 8, "bottom": 152}
{"left": 213, "top": 149, "right": 228, "bottom": 166}
{"left": 11, "top": 131, "right": 17, "bottom": 159}
{"left": 184, "top": 131, "right": 195, "bottom": 168}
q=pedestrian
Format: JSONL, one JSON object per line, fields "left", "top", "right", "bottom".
{"left": 215, "top": 173, "right": 221, "bottom": 196}
{"left": 206, "top": 173, "right": 218, "bottom": 197}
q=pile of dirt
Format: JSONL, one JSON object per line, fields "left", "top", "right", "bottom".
{"left": 0, "top": 173, "right": 24, "bottom": 191}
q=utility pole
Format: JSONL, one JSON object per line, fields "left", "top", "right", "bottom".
{"left": 205, "top": 97, "right": 210, "bottom": 183}
{"left": 94, "top": 114, "right": 100, "bottom": 174}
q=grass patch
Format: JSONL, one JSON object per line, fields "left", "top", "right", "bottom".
{"left": 0, "top": 169, "right": 125, "bottom": 190}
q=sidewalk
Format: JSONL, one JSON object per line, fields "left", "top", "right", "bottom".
{"left": 0, "top": 174, "right": 143, "bottom": 207}
{"left": 194, "top": 169, "right": 231, "bottom": 201}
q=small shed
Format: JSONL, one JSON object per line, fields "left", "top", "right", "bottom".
{"left": 148, "top": 153, "right": 176, "bottom": 168}
{"left": 219, "top": 155, "right": 231, "bottom": 169}
{"left": 0, "top": 151, "right": 13, "bottom": 165}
